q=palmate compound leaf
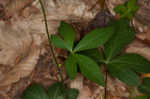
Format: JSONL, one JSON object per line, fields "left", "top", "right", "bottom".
{"left": 109, "top": 53, "right": 150, "bottom": 73}
{"left": 58, "top": 21, "right": 76, "bottom": 51}
{"left": 74, "top": 27, "right": 114, "bottom": 52}
{"left": 23, "top": 84, "right": 49, "bottom": 99}
{"left": 75, "top": 54, "right": 105, "bottom": 86}
{"left": 108, "top": 64, "right": 140, "bottom": 86}
{"left": 65, "top": 54, "right": 77, "bottom": 79}
{"left": 104, "top": 19, "right": 135, "bottom": 61}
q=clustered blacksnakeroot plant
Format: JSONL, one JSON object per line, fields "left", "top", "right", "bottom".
{"left": 22, "top": 0, "right": 150, "bottom": 99}
{"left": 51, "top": 19, "right": 150, "bottom": 99}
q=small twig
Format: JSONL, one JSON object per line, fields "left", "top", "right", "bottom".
{"left": 38, "top": 0, "right": 63, "bottom": 82}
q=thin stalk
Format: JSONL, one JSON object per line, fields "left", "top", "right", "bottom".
{"left": 100, "top": 48, "right": 108, "bottom": 99}
{"left": 39, "top": 0, "right": 63, "bottom": 82}
{"left": 129, "top": 87, "right": 137, "bottom": 99}
{"left": 104, "top": 70, "right": 108, "bottom": 99}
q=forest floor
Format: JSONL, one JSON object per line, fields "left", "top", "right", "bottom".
{"left": 0, "top": 0, "right": 150, "bottom": 99}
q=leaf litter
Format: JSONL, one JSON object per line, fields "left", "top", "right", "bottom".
{"left": 0, "top": 0, "right": 150, "bottom": 99}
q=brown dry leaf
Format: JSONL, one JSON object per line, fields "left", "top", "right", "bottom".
{"left": 126, "top": 39, "right": 150, "bottom": 61}
{"left": 146, "top": 29, "right": 150, "bottom": 41}
{"left": 2, "top": 0, "right": 33, "bottom": 19}
{"left": 106, "top": 0, "right": 127, "bottom": 16}
{"left": 0, "top": 0, "right": 101, "bottom": 93}
{"left": 0, "top": 21, "right": 41, "bottom": 87}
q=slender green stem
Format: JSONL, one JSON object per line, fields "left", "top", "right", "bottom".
{"left": 39, "top": 0, "right": 63, "bottom": 82}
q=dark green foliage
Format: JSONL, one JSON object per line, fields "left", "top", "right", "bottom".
{"left": 75, "top": 54, "right": 105, "bottom": 86}
{"left": 59, "top": 21, "right": 76, "bottom": 51}
{"left": 138, "top": 78, "right": 150, "bottom": 95}
{"left": 51, "top": 21, "right": 76, "bottom": 52}
{"left": 51, "top": 21, "right": 115, "bottom": 85}
{"left": 74, "top": 27, "right": 114, "bottom": 52}
{"left": 65, "top": 54, "right": 77, "bottom": 79}
{"left": 23, "top": 84, "right": 49, "bottom": 99}
{"left": 79, "top": 48, "right": 104, "bottom": 63}
{"left": 51, "top": 19, "right": 150, "bottom": 88}
{"left": 47, "top": 82, "right": 79, "bottom": 99}
{"left": 104, "top": 19, "right": 135, "bottom": 61}
{"left": 23, "top": 83, "right": 79, "bottom": 99}
{"left": 65, "top": 88, "right": 79, "bottom": 99}
{"left": 114, "top": 0, "right": 139, "bottom": 19}
{"left": 108, "top": 65, "right": 140, "bottom": 86}
{"left": 48, "top": 83, "right": 65, "bottom": 99}
{"left": 109, "top": 53, "right": 150, "bottom": 73}
{"left": 135, "top": 96, "right": 149, "bottom": 99}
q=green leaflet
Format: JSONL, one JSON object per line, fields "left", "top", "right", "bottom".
{"left": 51, "top": 35, "right": 69, "bottom": 50}
{"left": 79, "top": 48, "right": 104, "bottom": 63}
{"left": 104, "top": 19, "right": 135, "bottom": 61}
{"left": 109, "top": 53, "right": 150, "bottom": 73}
{"left": 138, "top": 78, "right": 150, "bottom": 95}
{"left": 74, "top": 27, "right": 114, "bottom": 52}
{"left": 108, "top": 64, "right": 140, "bottom": 86}
{"left": 23, "top": 84, "right": 49, "bottom": 99}
{"left": 75, "top": 54, "right": 105, "bottom": 86}
{"left": 65, "top": 54, "right": 77, "bottom": 79}
{"left": 59, "top": 21, "right": 75, "bottom": 50}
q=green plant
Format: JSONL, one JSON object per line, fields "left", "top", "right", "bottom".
{"left": 23, "top": 83, "right": 79, "bottom": 99}
{"left": 51, "top": 19, "right": 150, "bottom": 98}
{"left": 23, "top": 0, "right": 150, "bottom": 99}
{"left": 51, "top": 21, "right": 114, "bottom": 86}
{"left": 114, "top": 0, "right": 139, "bottom": 19}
